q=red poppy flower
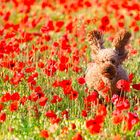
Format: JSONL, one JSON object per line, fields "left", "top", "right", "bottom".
{"left": 63, "top": 85, "right": 73, "bottom": 95}
{"left": 0, "top": 29, "right": 4, "bottom": 36}
{"left": 41, "top": 20, "right": 54, "bottom": 33}
{"left": 86, "top": 117, "right": 102, "bottom": 134}
{"left": 71, "top": 123, "right": 76, "bottom": 130}
{"left": 0, "top": 112, "right": 6, "bottom": 123}
{"left": 97, "top": 80, "right": 105, "bottom": 91}
{"left": 134, "top": 106, "right": 138, "bottom": 111}
{"left": 25, "top": 67, "right": 35, "bottom": 73}
{"left": 61, "top": 110, "right": 69, "bottom": 119}
{"left": 129, "top": 73, "right": 134, "bottom": 82}
{"left": 28, "top": 93, "right": 39, "bottom": 102}
{"left": 3, "top": 75, "right": 9, "bottom": 82}
{"left": 101, "top": 16, "right": 110, "bottom": 26}
{"left": 52, "top": 80, "right": 59, "bottom": 87}
{"left": 132, "top": 83, "right": 140, "bottom": 90}
{"left": 44, "top": 59, "right": 57, "bottom": 77}
{"left": 23, "top": 0, "right": 35, "bottom": 6}
{"left": 97, "top": 104, "right": 107, "bottom": 117}
{"left": 51, "top": 95, "right": 62, "bottom": 104}
{"left": 5, "top": 31, "right": 16, "bottom": 39}
{"left": 104, "top": 95, "right": 110, "bottom": 102}
{"left": 125, "top": 112, "right": 140, "bottom": 130}
{"left": 40, "top": 45, "right": 49, "bottom": 52}
{"left": 112, "top": 95, "right": 130, "bottom": 110}
{"left": 72, "top": 132, "right": 83, "bottom": 140}
{"left": 134, "top": 26, "right": 139, "bottom": 32}
{"left": 84, "top": 91, "right": 98, "bottom": 103}
{"left": 102, "top": 86, "right": 110, "bottom": 94}
{"left": 58, "top": 79, "right": 72, "bottom": 88}
{"left": 38, "top": 61, "right": 45, "bottom": 68}
{"left": 40, "top": 130, "right": 49, "bottom": 138}
{"left": 28, "top": 73, "right": 38, "bottom": 84}
{"left": 11, "top": 92, "right": 20, "bottom": 101}
{"left": 34, "top": 86, "right": 42, "bottom": 92}
{"left": 1, "top": 93, "right": 11, "bottom": 102}
{"left": 61, "top": 126, "right": 68, "bottom": 134}
{"left": 53, "top": 42, "right": 59, "bottom": 47}
{"left": 58, "top": 63, "right": 68, "bottom": 71}
{"left": 115, "top": 99, "right": 130, "bottom": 111}
{"left": 56, "top": 21, "right": 64, "bottom": 29}
{"left": 61, "top": 37, "right": 71, "bottom": 51}
{"left": 39, "top": 97, "right": 48, "bottom": 106}
{"left": 3, "top": 11, "right": 10, "bottom": 21}
{"left": 85, "top": 1, "right": 92, "bottom": 7}
{"left": 45, "top": 110, "right": 57, "bottom": 119}
{"left": 118, "top": 22, "right": 124, "bottom": 28}
{"left": 58, "top": 0, "right": 67, "bottom": 4}
{"left": 72, "top": 55, "right": 79, "bottom": 62}
{"left": 0, "top": 104, "right": 3, "bottom": 112}
{"left": 86, "top": 114, "right": 105, "bottom": 134}
{"left": 116, "top": 80, "right": 130, "bottom": 92}
{"left": 69, "top": 90, "right": 78, "bottom": 100}
{"left": 113, "top": 114, "right": 124, "bottom": 125}
{"left": 60, "top": 55, "right": 69, "bottom": 64}
{"left": 112, "top": 109, "right": 124, "bottom": 124}
{"left": 66, "top": 21, "right": 73, "bottom": 33}
{"left": 20, "top": 96, "right": 27, "bottom": 105}
{"left": 10, "top": 72, "right": 24, "bottom": 85}
{"left": 34, "top": 87, "right": 45, "bottom": 98}
{"left": 21, "top": 15, "right": 28, "bottom": 24}
{"left": 56, "top": 79, "right": 73, "bottom": 95}
{"left": 9, "top": 101, "right": 18, "bottom": 112}
{"left": 72, "top": 66, "right": 82, "bottom": 73}
{"left": 22, "top": 32, "right": 33, "bottom": 42}
{"left": 44, "top": 34, "right": 51, "bottom": 41}
{"left": 50, "top": 117, "right": 61, "bottom": 124}
{"left": 17, "top": 62, "right": 25, "bottom": 72}
{"left": 77, "top": 77, "right": 85, "bottom": 85}
{"left": 81, "top": 110, "right": 87, "bottom": 117}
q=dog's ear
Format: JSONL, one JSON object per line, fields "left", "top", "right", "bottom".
{"left": 87, "top": 30, "right": 104, "bottom": 57}
{"left": 113, "top": 29, "right": 131, "bottom": 62}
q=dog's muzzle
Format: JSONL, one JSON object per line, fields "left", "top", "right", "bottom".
{"left": 101, "top": 64, "right": 116, "bottom": 80}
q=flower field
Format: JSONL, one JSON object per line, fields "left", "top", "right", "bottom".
{"left": 0, "top": 0, "right": 140, "bottom": 139}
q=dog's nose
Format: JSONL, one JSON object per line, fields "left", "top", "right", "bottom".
{"left": 105, "top": 67, "right": 112, "bottom": 73}
{"left": 102, "top": 65, "right": 116, "bottom": 79}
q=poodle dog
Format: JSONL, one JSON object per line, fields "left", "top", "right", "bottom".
{"left": 85, "top": 29, "right": 131, "bottom": 96}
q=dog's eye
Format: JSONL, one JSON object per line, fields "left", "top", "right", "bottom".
{"left": 101, "top": 60, "right": 105, "bottom": 63}
{"left": 111, "top": 59, "right": 115, "bottom": 64}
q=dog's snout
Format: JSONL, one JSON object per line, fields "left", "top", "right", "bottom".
{"left": 105, "top": 67, "right": 112, "bottom": 73}
{"left": 102, "top": 64, "right": 116, "bottom": 79}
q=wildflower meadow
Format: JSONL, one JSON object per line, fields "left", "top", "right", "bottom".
{"left": 0, "top": 0, "right": 140, "bottom": 140}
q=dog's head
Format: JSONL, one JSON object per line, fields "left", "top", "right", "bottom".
{"left": 88, "top": 30, "right": 131, "bottom": 80}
